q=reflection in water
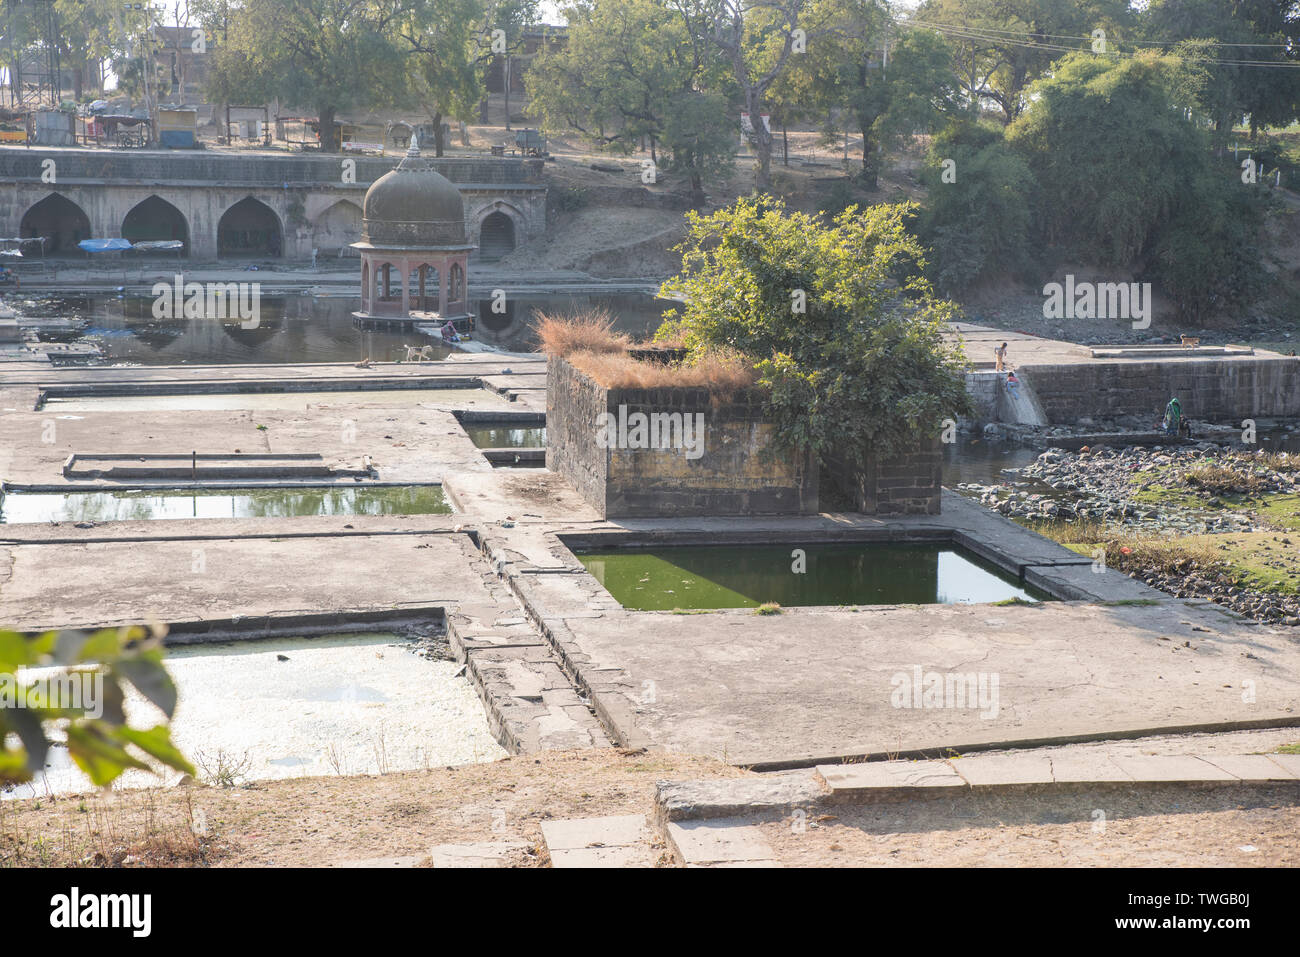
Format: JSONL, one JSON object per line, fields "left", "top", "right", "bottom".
{"left": 943, "top": 438, "right": 1039, "bottom": 487}
{"left": 472, "top": 293, "right": 675, "bottom": 352}
{"left": 0, "top": 485, "right": 451, "bottom": 524}
{"left": 27, "top": 291, "right": 674, "bottom": 365}
{"left": 576, "top": 542, "right": 1049, "bottom": 610}
{"left": 464, "top": 426, "right": 547, "bottom": 448}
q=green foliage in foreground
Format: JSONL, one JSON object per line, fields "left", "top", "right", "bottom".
{"left": 0, "top": 626, "right": 192, "bottom": 787}
{"left": 658, "top": 197, "right": 973, "bottom": 470}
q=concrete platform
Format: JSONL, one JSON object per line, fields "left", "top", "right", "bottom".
{"left": 484, "top": 496, "right": 1300, "bottom": 766}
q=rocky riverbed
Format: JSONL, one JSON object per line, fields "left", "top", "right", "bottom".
{"left": 954, "top": 440, "right": 1300, "bottom": 624}
{"left": 954, "top": 443, "right": 1287, "bottom": 534}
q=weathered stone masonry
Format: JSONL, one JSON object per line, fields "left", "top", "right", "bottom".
{"left": 546, "top": 356, "right": 941, "bottom": 517}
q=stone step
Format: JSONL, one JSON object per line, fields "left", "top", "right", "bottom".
{"left": 663, "top": 819, "right": 779, "bottom": 868}
{"left": 541, "top": 814, "right": 653, "bottom": 868}
{"left": 430, "top": 841, "right": 533, "bottom": 868}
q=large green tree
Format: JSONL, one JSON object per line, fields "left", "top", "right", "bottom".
{"left": 1004, "top": 51, "right": 1267, "bottom": 319}
{"left": 205, "top": 0, "right": 412, "bottom": 151}
{"left": 658, "top": 197, "right": 972, "bottom": 468}
{"left": 529, "top": 0, "right": 733, "bottom": 203}
{"left": 667, "top": 0, "right": 841, "bottom": 191}
{"left": 914, "top": 0, "right": 1131, "bottom": 124}
{"left": 1146, "top": 0, "right": 1300, "bottom": 148}
{"left": 399, "top": 0, "right": 538, "bottom": 156}
{"left": 919, "top": 119, "right": 1036, "bottom": 293}
{"left": 796, "top": 1, "right": 960, "bottom": 189}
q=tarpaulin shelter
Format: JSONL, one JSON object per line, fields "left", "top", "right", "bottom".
{"left": 78, "top": 238, "right": 133, "bottom": 252}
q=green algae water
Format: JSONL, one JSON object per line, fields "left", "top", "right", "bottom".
{"left": 575, "top": 542, "right": 1051, "bottom": 610}
{"left": 463, "top": 425, "right": 547, "bottom": 448}
{"left": 0, "top": 485, "right": 450, "bottom": 523}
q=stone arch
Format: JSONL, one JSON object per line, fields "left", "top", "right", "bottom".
{"left": 121, "top": 195, "right": 190, "bottom": 254}
{"left": 478, "top": 209, "right": 516, "bottom": 261}
{"left": 20, "top": 192, "right": 91, "bottom": 255}
{"left": 218, "top": 196, "right": 283, "bottom": 258}
{"left": 310, "top": 199, "right": 362, "bottom": 257}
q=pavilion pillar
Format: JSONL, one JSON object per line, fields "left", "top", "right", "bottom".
{"left": 438, "top": 258, "right": 448, "bottom": 316}
{"left": 400, "top": 257, "right": 411, "bottom": 314}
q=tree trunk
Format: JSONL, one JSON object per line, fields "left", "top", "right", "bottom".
{"left": 746, "top": 91, "right": 773, "bottom": 192}
{"left": 319, "top": 105, "right": 338, "bottom": 152}
{"left": 689, "top": 169, "right": 705, "bottom": 208}
{"left": 782, "top": 121, "right": 789, "bottom": 167}
{"left": 859, "top": 120, "right": 878, "bottom": 191}
{"left": 433, "top": 110, "right": 444, "bottom": 157}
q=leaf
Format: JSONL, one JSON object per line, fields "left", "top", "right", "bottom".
{"left": 65, "top": 724, "right": 150, "bottom": 787}
{"left": 117, "top": 725, "right": 195, "bottom": 776}
{"left": 1, "top": 704, "right": 49, "bottom": 772}
{"left": 114, "top": 654, "right": 179, "bottom": 718}
{"left": 0, "top": 630, "right": 37, "bottom": 671}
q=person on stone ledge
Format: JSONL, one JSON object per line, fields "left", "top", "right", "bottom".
{"left": 995, "top": 341, "right": 1008, "bottom": 372}
{"left": 1005, "top": 370, "right": 1020, "bottom": 398}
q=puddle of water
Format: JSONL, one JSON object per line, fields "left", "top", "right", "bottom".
{"left": 943, "top": 439, "right": 1040, "bottom": 486}
{"left": 464, "top": 425, "right": 546, "bottom": 448}
{"left": 0, "top": 485, "right": 450, "bottom": 523}
{"left": 574, "top": 542, "right": 1050, "bottom": 610}
{"left": 4, "top": 633, "right": 506, "bottom": 798}
{"left": 26, "top": 292, "right": 671, "bottom": 365}
{"left": 41, "top": 388, "right": 509, "bottom": 413}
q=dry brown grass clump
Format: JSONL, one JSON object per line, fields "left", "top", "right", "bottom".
{"left": 567, "top": 349, "right": 757, "bottom": 397}
{"left": 535, "top": 309, "right": 630, "bottom": 357}
{"left": 1103, "top": 536, "right": 1224, "bottom": 576}
{"left": 1184, "top": 462, "right": 1270, "bottom": 494}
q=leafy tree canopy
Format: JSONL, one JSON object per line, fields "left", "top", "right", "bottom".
{"left": 657, "top": 197, "right": 972, "bottom": 467}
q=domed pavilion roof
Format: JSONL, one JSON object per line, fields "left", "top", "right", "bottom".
{"left": 361, "top": 145, "right": 467, "bottom": 248}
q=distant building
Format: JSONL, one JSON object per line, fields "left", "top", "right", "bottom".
{"left": 148, "top": 25, "right": 215, "bottom": 106}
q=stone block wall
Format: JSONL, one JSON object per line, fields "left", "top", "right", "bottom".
{"left": 1023, "top": 357, "right": 1300, "bottom": 423}
{"left": 546, "top": 356, "right": 941, "bottom": 518}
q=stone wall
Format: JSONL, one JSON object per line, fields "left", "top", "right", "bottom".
{"left": 0, "top": 147, "right": 546, "bottom": 261}
{"left": 843, "top": 441, "right": 943, "bottom": 515}
{"left": 1022, "top": 357, "right": 1300, "bottom": 424}
{"left": 546, "top": 355, "right": 612, "bottom": 515}
{"left": 0, "top": 147, "right": 544, "bottom": 186}
{"left": 546, "top": 356, "right": 941, "bottom": 518}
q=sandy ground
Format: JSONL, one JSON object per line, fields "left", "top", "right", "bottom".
{"left": 759, "top": 785, "right": 1300, "bottom": 867}
{"left": 0, "top": 749, "right": 744, "bottom": 867}
{"left": 3, "top": 734, "right": 1299, "bottom": 867}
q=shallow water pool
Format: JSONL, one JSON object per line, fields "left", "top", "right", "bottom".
{"left": 0, "top": 485, "right": 451, "bottom": 523}
{"left": 574, "top": 542, "right": 1051, "bottom": 610}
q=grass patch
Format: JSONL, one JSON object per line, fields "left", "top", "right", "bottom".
{"left": 1099, "top": 598, "right": 1162, "bottom": 607}
{"left": 755, "top": 602, "right": 782, "bottom": 615}
{"left": 993, "top": 596, "right": 1038, "bottom": 606}
{"left": 670, "top": 607, "right": 710, "bottom": 615}
{"left": 536, "top": 309, "right": 630, "bottom": 356}
{"left": 1276, "top": 743, "right": 1300, "bottom": 755}
{"left": 1183, "top": 462, "right": 1271, "bottom": 495}
{"left": 1239, "top": 492, "right": 1300, "bottom": 532}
